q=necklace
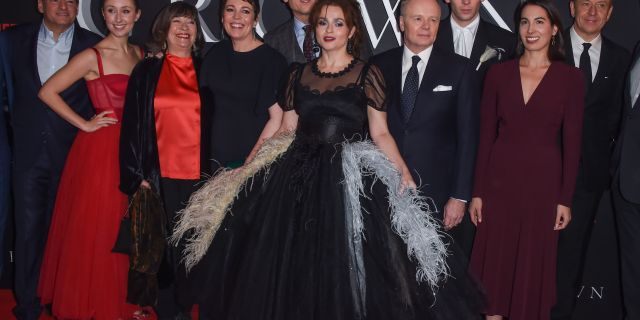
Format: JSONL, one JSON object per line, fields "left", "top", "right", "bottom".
{"left": 311, "top": 58, "right": 357, "bottom": 78}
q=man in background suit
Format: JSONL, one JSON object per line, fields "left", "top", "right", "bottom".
{"left": 4, "top": 0, "right": 101, "bottom": 318}
{"left": 432, "top": 0, "right": 514, "bottom": 259}
{"left": 434, "top": 0, "right": 515, "bottom": 78}
{"left": 265, "top": 0, "right": 316, "bottom": 65}
{"left": 552, "top": 1, "right": 630, "bottom": 319}
{"left": 372, "top": 0, "right": 479, "bottom": 237}
{"left": 265, "top": 0, "right": 372, "bottom": 64}
{"left": 612, "top": 40, "right": 640, "bottom": 320}
{"left": 0, "top": 31, "right": 11, "bottom": 279}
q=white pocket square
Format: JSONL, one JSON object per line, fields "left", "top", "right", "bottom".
{"left": 433, "top": 85, "right": 452, "bottom": 92}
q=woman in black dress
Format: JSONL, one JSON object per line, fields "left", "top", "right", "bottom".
{"left": 175, "top": 0, "right": 481, "bottom": 319}
{"left": 199, "top": 0, "right": 288, "bottom": 170}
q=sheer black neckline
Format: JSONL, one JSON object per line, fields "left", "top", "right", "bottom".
{"left": 311, "top": 58, "right": 357, "bottom": 78}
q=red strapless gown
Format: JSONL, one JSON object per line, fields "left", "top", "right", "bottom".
{"left": 38, "top": 48, "right": 136, "bottom": 319}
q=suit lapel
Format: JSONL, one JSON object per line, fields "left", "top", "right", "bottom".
{"left": 469, "top": 21, "right": 488, "bottom": 63}
{"left": 591, "top": 38, "right": 612, "bottom": 89}
{"left": 437, "top": 17, "right": 455, "bottom": 54}
{"left": 69, "top": 22, "right": 84, "bottom": 59}
{"left": 286, "top": 20, "right": 305, "bottom": 62}
{"left": 390, "top": 48, "right": 404, "bottom": 118}
{"left": 30, "top": 23, "right": 43, "bottom": 88}
{"left": 410, "top": 50, "right": 442, "bottom": 122}
{"left": 563, "top": 29, "right": 575, "bottom": 67}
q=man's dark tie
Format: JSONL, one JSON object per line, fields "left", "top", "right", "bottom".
{"left": 401, "top": 55, "right": 421, "bottom": 123}
{"left": 579, "top": 42, "right": 592, "bottom": 87}
{"left": 303, "top": 25, "right": 314, "bottom": 62}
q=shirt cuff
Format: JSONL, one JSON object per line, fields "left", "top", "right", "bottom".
{"left": 450, "top": 197, "right": 468, "bottom": 203}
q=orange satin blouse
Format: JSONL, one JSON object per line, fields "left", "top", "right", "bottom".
{"left": 154, "top": 53, "right": 201, "bottom": 180}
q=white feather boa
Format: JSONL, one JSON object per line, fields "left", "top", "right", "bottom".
{"left": 341, "top": 140, "right": 449, "bottom": 293}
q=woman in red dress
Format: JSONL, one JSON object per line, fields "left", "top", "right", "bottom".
{"left": 37, "top": 0, "right": 142, "bottom": 318}
{"left": 468, "top": 1, "right": 585, "bottom": 319}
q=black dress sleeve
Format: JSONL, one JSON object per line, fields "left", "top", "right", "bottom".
{"left": 256, "top": 49, "right": 288, "bottom": 112}
{"left": 364, "top": 64, "right": 387, "bottom": 112}
{"left": 278, "top": 63, "right": 303, "bottom": 112}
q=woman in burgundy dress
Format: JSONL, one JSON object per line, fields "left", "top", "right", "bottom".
{"left": 37, "top": 0, "right": 142, "bottom": 318}
{"left": 468, "top": 1, "right": 584, "bottom": 319}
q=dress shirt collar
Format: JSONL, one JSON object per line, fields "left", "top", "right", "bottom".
{"left": 570, "top": 25, "right": 602, "bottom": 81}
{"left": 401, "top": 45, "right": 432, "bottom": 90}
{"left": 293, "top": 17, "right": 307, "bottom": 35}
{"left": 38, "top": 20, "right": 75, "bottom": 45}
{"left": 570, "top": 25, "right": 602, "bottom": 53}
{"left": 402, "top": 45, "right": 433, "bottom": 67}
{"left": 450, "top": 15, "right": 480, "bottom": 39}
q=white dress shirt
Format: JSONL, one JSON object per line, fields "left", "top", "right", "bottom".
{"left": 631, "top": 57, "right": 640, "bottom": 107}
{"left": 37, "top": 22, "right": 75, "bottom": 84}
{"left": 451, "top": 15, "right": 480, "bottom": 59}
{"left": 401, "top": 45, "right": 432, "bottom": 92}
{"left": 570, "top": 26, "right": 602, "bottom": 82}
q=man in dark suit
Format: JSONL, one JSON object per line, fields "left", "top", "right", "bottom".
{"left": 432, "top": 0, "right": 514, "bottom": 259}
{"left": 4, "top": 0, "right": 101, "bottom": 318}
{"left": 552, "top": 1, "right": 630, "bottom": 319}
{"left": 0, "top": 31, "right": 11, "bottom": 279}
{"left": 265, "top": 0, "right": 372, "bottom": 64}
{"left": 371, "top": 0, "right": 479, "bottom": 237}
{"left": 612, "top": 41, "right": 640, "bottom": 320}
{"left": 434, "top": 0, "right": 515, "bottom": 77}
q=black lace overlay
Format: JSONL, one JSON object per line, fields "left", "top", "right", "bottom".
{"left": 280, "top": 60, "right": 387, "bottom": 113}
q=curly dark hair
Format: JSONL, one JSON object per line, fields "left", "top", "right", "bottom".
{"left": 147, "top": 2, "right": 205, "bottom": 56}
{"left": 309, "top": 0, "right": 365, "bottom": 58}
{"left": 514, "top": 0, "right": 566, "bottom": 61}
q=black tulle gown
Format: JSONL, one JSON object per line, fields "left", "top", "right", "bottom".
{"left": 183, "top": 60, "right": 482, "bottom": 320}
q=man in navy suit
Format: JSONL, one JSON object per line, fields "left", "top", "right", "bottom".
{"left": 371, "top": 0, "right": 479, "bottom": 241}
{"left": 432, "top": 0, "right": 514, "bottom": 260}
{"left": 552, "top": 0, "right": 630, "bottom": 318}
{"left": 3, "top": 0, "right": 100, "bottom": 318}
{"left": 0, "top": 30, "right": 12, "bottom": 280}
{"left": 612, "top": 40, "right": 640, "bottom": 320}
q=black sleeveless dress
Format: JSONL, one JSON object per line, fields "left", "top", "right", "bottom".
{"left": 181, "top": 60, "right": 482, "bottom": 320}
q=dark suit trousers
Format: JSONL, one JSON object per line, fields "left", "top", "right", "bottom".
{"left": 449, "top": 208, "right": 475, "bottom": 264}
{"left": 0, "top": 117, "right": 10, "bottom": 277}
{"left": 156, "top": 178, "right": 198, "bottom": 319}
{"left": 12, "top": 152, "right": 62, "bottom": 320}
{"left": 427, "top": 194, "right": 474, "bottom": 266}
{"left": 552, "top": 175, "right": 604, "bottom": 320}
{"left": 612, "top": 175, "right": 640, "bottom": 320}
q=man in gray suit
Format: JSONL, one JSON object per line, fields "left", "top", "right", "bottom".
{"left": 264, "top": 0, "right": 318, "bottom": 65}
{"left": 265, "top": 0, "right": 372, "bottom": 65}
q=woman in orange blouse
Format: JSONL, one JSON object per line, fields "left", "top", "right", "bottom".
{"left": 119, "top": 2, "right": 209, "bottom": 318}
